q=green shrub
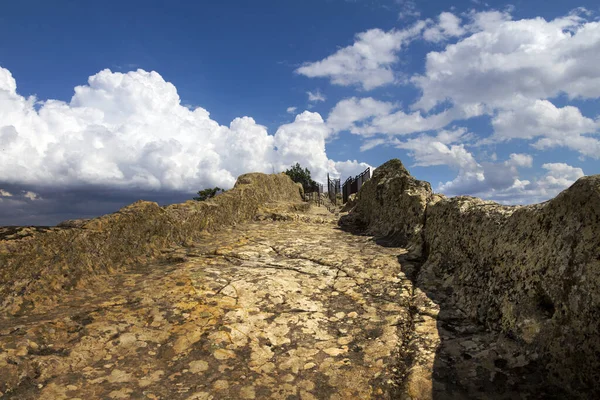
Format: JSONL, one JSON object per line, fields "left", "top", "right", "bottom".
{"left": 193, "top": 187, "right": 224, "bottom": 201}
{"left": 284, "top": 163, "right": 317, "bottom": 192}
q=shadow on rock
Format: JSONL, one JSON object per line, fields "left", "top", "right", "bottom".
{"left": 397, "top": 252, "right": 570, "bottom": 400}
{"left": 339, "top": 158, "right": 600, "bottom": 399}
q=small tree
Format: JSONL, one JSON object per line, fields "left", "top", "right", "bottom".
{"left": 284, "top": 163, "right": 317, "bottom": 192}
{"left": 193, "top": 187, "right": 223, "bottom": 201}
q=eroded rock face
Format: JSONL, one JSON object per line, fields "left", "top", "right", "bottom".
{"left": 344, "top": 159, "right": 600, "bottom": 396}
{"left": 339, "top": 159, "right": 437, "bottom": 250}
{"left": 420, "top": 175, "right": 600, "bottom": 394}
{"left": 0, "top": 173, "right": 303, "bottom": 317}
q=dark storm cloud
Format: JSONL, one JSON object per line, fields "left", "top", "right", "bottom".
{"left": 0, "top": 182, "right": 195, "bottom": 226}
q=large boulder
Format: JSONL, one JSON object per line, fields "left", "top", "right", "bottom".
{"left": 339, "top": 159, "right": 438, "bottom": 249}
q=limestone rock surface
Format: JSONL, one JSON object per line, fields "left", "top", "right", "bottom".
{"left": 343, "top": 159, "right": 600, "bottom": 396}
{"left": 0, "top": 173, "right": 302, "bottom": 317}
{"left": 2, "top": 165, "right": 598, "bottom": 399}
{"left": 339, "top": 159, "right": 436, "bottom": 249}
{"left": 340, "top": 194, "right": 357, "bottom": 213}
{"left": 0, "top": 204, "right": 418, "bottom": 399}
{"left": 420, "top": 175, "right": 600, "bottom": 394}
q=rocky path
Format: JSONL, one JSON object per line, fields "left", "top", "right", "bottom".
{"left": 1, "top": 208, "right": 429, "bottom": 399}
{"left": 0, "top": 205, "right": 564, "bottom": 399}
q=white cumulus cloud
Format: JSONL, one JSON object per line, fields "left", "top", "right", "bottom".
{"left": 327, "top": 97, "right": 395, "bottom": 134}
{"left": 491, "top": 98, "right": 600, "bottom": 157}
{"left": 475, "top": 163, "right": 586, "bottom": 205}
{"left": 538, "top": 163, "right": 585, "bottom": 189}
{"left": 320, "top": 9, "right": 600, "bottom": 162}
{"left": 392, "top": 128, "right": 477, "bottom": 170}
{"left": 0, "top": 66, "right": 365, "bottom": 197}
{"left": 412, "top": 12, "right": 600, "bottom": 111}
{"left": 272, "top": 111, "right": 332, "bottom": 182}
{"left": 387, "top": 128, "right": 583, "bottom": 204}
{"left": 327, "top": 96, "right": 478, "bottom": 137}
{"left": 406, "top": 9, "right": 600, "bottom": 157}
{"left": 423, "top": 12, "right": 466, "bottom": 43}
{"left": 307, "top": 90, "right": 326, "bottom": 103}
{"left": 295, "top": 21, "right": 428, "bottom": 90}
{"left": 23, "top": 191, "right": 41, "bottom": 201}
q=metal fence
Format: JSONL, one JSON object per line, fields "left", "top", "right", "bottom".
{"left": 303, "top": 182, "right": 324, "bottom": 206}
{"left": 304, "top": 191, "right": 322, "bottom": 206}
{"left": 342, "top": 176, "right": 353, "bottom": 205}
{"left": 327, "top": 174, "right": 341, "bottom": 205}
{"left": 342, "top": 167, "right": 371, "bottom": 203}
{"left": 306, "top": 182, "right": 323, "bottom": 195}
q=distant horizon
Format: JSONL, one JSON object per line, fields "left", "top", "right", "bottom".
{"left": 1, "top": 0, "right": 600, "bottom": 225}
{"left": 2, "top": 159, "right": 592, "bottom": 227}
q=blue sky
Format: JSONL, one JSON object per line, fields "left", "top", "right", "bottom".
{"left": 1, "top": 0, "right": 599, "bottom": 225}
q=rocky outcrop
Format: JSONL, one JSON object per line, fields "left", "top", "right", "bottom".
{"left": 0, "top": 173, "right": 303, "bottom": 317}
{"left": 342, "top": 159, "right": 600, "bottom": 395}
{"left": 420, "top": 176, "right": 600, "bottom": 394}
{"left": 3, "top": 162, "right": 594, "bottom": 398}
{"left": 339, "top": 159, "right": 438, "bottom": 250}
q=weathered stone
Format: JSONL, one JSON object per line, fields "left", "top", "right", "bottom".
{"left": 419, "top": 175, "right": 600, "bottom": 395}
{"left": 340, "top": 193, "right": 357, "bottom": 212}
{"left": 2, "top": 163, "right": 598, "bottom": 398}
{"left": 0, "top": 172, "right": 303, "bottom": 316}
{"left": 339, "top": 159, "right": 437, "bottom": 250}
{"left": 0, "top": 198, "right": 414, "bottom": 399}
{"left": 345, "top": 158, "right": 600, "bottom": 397}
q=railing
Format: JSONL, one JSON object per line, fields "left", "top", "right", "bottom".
{"left": 308, "top": 182, "right": 324, "bottom": 195}
{"left": 327, "top": 174, "right": 341, "bottom": 205}
{"left": 342, "top": 176, "right": 353, "bottom": 205}
{"left": 303, "top": 182, "right": 324, "bottom": 206}
{"left": 342, "top": 167, "right": 371, "bottom": 203}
